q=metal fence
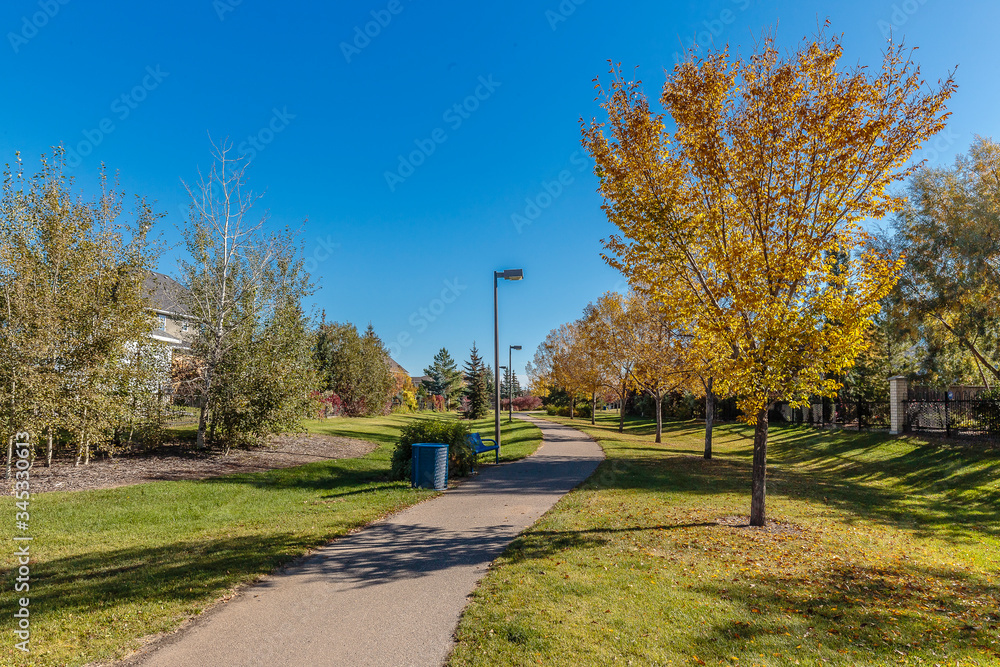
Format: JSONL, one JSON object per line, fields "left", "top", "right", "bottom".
{"left": 905, "top": 395, "right": 1000, "bottom": 439}
{"left": 771, "top": 399, "right": 891, "bottom": 431}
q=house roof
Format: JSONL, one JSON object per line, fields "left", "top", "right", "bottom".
{"left": 388, "top": 358, "right": 408, "bottom": 376}
{"left": 145, "top": 271, "right": 191, "bottom": 317}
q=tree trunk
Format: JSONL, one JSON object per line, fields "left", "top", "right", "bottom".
{"left": 618, "top": 384, "right": 626, "bottom": 433}
{"left": 569, "top": 395, "right": 575, "bottom": 420}
{"left": 196, "top": 366, "right": 213, "bottom": 449}
{"left": 5, "top": 436, "right": 12, "bottom": 479}
{"left": 654, "top": 392, "right": 663, "bottom": 444}
{"left": 704, "top": 378, "right": 715, "bottom": 460}
{"left": 197, "top": 400, "right": 209, "bottom": 449}
{"left": 591, "top": 391, "right": 596, "bottom": 425}
{"left": 750, "top": 407, "right": 769, "bottom": 526}
{"left": 616, "top": 383, "right": 628, "bottom": 432}
{"left": 46, "top": 429, "right": 53, "bottom": 467}
{"left": 209, "top": 410, "right": 218, "bottom": 446}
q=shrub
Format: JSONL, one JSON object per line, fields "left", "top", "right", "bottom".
{"left": 389, "top": 419, "right": 474, "bottom": 481}
{"left": 544, "top": 404, "right": 590, "bottom": 418}
{"left": 512, "top": 395, "right": 543, "bottom": 411}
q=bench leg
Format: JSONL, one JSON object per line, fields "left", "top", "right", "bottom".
{"left": 494, "top": 448, "right": 499, "bottom": 463}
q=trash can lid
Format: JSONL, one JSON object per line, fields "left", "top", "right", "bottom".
{"left": 411, "top": 442, "right": 449, "bottom": 448}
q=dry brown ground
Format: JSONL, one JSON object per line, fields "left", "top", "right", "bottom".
{"left": 8, "top": 433, "right": 379, "bottom": 494}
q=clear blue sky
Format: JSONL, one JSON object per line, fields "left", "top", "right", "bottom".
{"left": 2, "top": 0, "right": 997, "bottom": 382}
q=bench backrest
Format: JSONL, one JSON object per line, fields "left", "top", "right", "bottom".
{"left": 468, "top": 433, "right": 483, "bottom": 448}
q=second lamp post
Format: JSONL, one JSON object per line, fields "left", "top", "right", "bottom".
{"left": 493, "top": 269, "right": 523, "bottom": 448}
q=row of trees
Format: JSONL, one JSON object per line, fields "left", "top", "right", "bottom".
{"left": 0, "top": 151, "right": 164, "bottom": 465}
{"left": 0, "top": 142, "right": 322, "bottom": 464}
{"left": 419, "top": 345, "right": 526, "bottom": 419}
{"left": 529, "top": 291, "right": 711, "bottom": 448}
{"left": 561, "top": 30, "right": 955, "bottom": 525}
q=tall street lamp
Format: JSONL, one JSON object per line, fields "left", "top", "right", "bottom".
{"left": 508, "top": 344, "right": 521, "bottom": 423}
{"left": 494, "top": 269, "right": 523, "bottom": 448}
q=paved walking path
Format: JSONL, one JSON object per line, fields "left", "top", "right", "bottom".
{"left": 128, "top": 415, "right": 603, "bottom": 667}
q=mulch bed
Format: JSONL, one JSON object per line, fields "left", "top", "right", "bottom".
{"left": 6, "top": 434, "right": 379, "bottom": 494}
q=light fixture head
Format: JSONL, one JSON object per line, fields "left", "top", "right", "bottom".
{"left": 510, "top": 345, "right": 522, "bottom": 350}
{"left": 501, "top": 268, "right": 524, "bottom": 281}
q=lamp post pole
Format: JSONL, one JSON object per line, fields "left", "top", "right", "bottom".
{"left": 494, "top": 272, "right": 500, "bottom": 447}
{"left": 508, "top": 344, "right": 521, "bottom": 423}
{"left": 493, "top": 269, "right": 523, "bottom": 448}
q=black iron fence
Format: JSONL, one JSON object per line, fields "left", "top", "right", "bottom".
{"left": 905, "top": 395, "right": 1000, "bottom": 439}
{"left": 688, "top": 382, "right": 999, "bottom": 442}
{"left": 770, "top": 398, "right": 891, "bottom": 431}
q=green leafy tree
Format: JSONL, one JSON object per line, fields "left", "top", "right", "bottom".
{"left": 462, "top": 342, "right": 489, "bottom": 419}
{"left": 180, "top": 139, "right": 315, "bottom": 448}
{"left": 0, "top": 149, "right": 161, "bottom": 469}
{"left": 314, "top": 321, "right": 395, "bottom": 417}
{"left": 210, "top": 301, "right": 318, "bottom": 449}
{"left": 891, "top": 136, "right": 1000, "bottom": 388}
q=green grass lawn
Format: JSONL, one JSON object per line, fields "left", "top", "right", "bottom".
{"left": 1, "top": 411, "right": 541, "bottom": 667}
{"left": 449, "top": 414, "right": 1000, "bottom": 666}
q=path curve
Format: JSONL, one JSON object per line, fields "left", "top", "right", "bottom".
{"left": 125, "top": 415, "right": 603, "bottom": 667}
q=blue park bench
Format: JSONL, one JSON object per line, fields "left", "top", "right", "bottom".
{"left": 467, "top": 432, "right": 499, "bottom": 468}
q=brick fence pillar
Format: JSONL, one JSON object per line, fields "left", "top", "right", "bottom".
{"left": 889, "top": 375, "right": 908, "bottom": 435}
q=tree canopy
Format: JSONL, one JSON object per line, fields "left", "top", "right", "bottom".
{"left": 583, "top": 30, "right": 955, "bottom": 524}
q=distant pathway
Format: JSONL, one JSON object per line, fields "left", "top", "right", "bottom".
{"left": 127, "top": 415, "right": 603, "bottom": 667}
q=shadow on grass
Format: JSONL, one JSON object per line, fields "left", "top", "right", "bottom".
{"left": 687, "top": 558, "right": 1000, "bottom": 662}
{"left": 0, "top": 532, "right": 318, "bottom": 631}
{"left": 537, "top": 417, "right": 1000, "bottom": 543}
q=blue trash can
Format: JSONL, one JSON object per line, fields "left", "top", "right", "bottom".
{"left": 411, "top": 443, "right": 449, "bottom": 490}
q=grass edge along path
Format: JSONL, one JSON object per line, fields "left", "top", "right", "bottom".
{"left": 448, "top": 413, "right": 1000, "bottom": 667}
{"left": 0, "top": 412, "right": 542, "bottom": 667}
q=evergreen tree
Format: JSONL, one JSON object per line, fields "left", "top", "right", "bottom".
{"left": 500, "top": 368, "right": 524, "bottom": 402}
{"left": 462, "top": 342, "right": 489, "bottom": 419}
{"left": 483, "top": 364, "right": 496, "bottom": 408}
{"left": 422, "top": 348, "right": 462, "bottom": 409}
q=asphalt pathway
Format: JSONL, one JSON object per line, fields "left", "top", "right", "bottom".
{"left": 128, "top": 415, "right": 603, "bottom": 667}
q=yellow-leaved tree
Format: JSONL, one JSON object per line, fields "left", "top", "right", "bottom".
{"left": 579, "top": 292, "right": 636, "bottom": 433}
{"left": 583, "top": 30, "right": 955, "bottom": 525}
